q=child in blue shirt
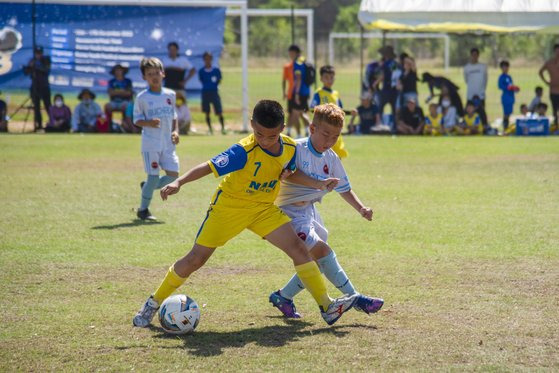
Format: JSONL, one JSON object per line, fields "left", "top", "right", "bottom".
{"left": 498, "top": 60, "right": 519, "bottom": 130}
{"left": 198, "top": 52, "right": 224, "bottom": 134}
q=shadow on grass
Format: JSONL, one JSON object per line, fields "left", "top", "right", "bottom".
{"left": 91, "top": 220, "right": 164, "bottom": 230}
{"left": 144, "top": 320, "right": 377, "bottom": 356}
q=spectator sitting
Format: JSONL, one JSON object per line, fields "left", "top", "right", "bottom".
{"left": 424, "top": 103, "right": 444, "bottom": 136}
{"left": 528, "top": 86, "right": 543, "bottom": 112}
{"left": 120, "top": 96, "right": 140, "bottom": 134}
{"left": 520, "top": 103, "right": 529, "bottom": 117}
{"left": 175, "top": 90, "right": 191, "bottom": 135}
{"left": 349, "top": 91, "right": 380, "bottom": 135}
{"left": 46, "top": 93, "right": 71, "bottom": 132}
{"left": 422, "top": 72, "right": 464, "bottom": 116}
{"left": 532, "top": 102, "right": 549, "bottom": 119}
{"left": 440, "top": 93, "right": 459, "bottom": 133}
{"left": 456, "top": 101, "right": 482, "bottom": 135}
{"left": 72, "top": 89, "right": 103, "bottom": 133}
{"left": 0, "top": 91, "right": 7, "bottom": 132}
{"left": 397, "top": 97, "right": 424, "bottom": 135}
{"left": 105, "top": 64, "right": 133, "bottom": 129}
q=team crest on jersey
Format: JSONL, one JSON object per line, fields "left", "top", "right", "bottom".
{"left": 167, "top": 98, "right": 172, "bottom": 105}
{"left": 214, "top": 154, "right": 229, "bottom": 168}
{"left": 151, "top": 161, "right": 158, "bottom": 169}
{"left": 323, "top": 164, "right": 329, "bottom": 174}
{"left": 297, "top": 232, "right": 307, "bottom": 241}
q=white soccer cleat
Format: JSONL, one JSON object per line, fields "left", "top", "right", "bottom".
{"left": 133, "top": 296, "right": 160, "bottom": 328}
{"left": 321, "top": 293, "right": 359, "bottom": 325}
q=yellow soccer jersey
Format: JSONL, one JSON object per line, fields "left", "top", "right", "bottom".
{"left": 207, "top": 134, "right": 297, "bottom": 204}
{"left": 310, "top": 87, "right": 343, "bottom": 109}
{"left": 424, "top": 112, "right": 443, "bottom": 135}
{"left": 463, "top": 113, "right": 483, "bottom": 134}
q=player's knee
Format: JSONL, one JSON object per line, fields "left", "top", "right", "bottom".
{"left": 310, "top": 241, "right": 331, "bottom": 260}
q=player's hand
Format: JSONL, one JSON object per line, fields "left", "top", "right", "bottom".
{"left": 171, "top": 131, "right": 179, "bottom": 144}
{"left": 316, "top": 177, "right": 339, "bottom": 191}
{"left": 360, "top": 206, "right": 373, "bottom": 221}
{"left": 160, "top": 180, "right": 181, "bottom": 201}
{"left": 150, "top": 118, "right": 161, "bottom": 128}
{"left": 280, "top": 168, "right": 294, "bottom": 180}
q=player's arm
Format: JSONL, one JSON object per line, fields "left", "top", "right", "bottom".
{"left": 135, "top": 118, "right": 160, "bottom": 128}
{"left": 283, "top": 169, "right": 339, "bottom": 191}
{"left": 339, "top": 190, "right": 373, "bottom": 221}
{"left": 161, "top": 163, "right": 212, "bottom": 200}
{"left": 539, "top": 63, "right": 550, "bottom": 86}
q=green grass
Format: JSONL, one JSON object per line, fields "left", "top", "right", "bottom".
{"left": 1, "top": 134, "right": 558, "bottom": 371}
{"left": 2, "top": 66, "right": 548, "bottom": 130}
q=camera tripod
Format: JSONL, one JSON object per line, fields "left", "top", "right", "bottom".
{"left": 9, "top": 95, "right": 37, "bottom": 133}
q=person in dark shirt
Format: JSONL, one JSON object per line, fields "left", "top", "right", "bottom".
{"left": 422, "top": 72, "right": 464, "bottom": 117}
{"left": 398, "top": 56, "right": 418, "bottom": 110}
{"left": 0, "top": 91, "right": 7, "bottom": 132}
{"left": 198, "top": 52, "right": 224, "bottom": 134}
{"left": 24, "top": 46, "right": 51, "bottom": 130}
{"left": 375, "top": 46, "right": 399, "bottom": 128}
{"left": 46, "top": 93, "right": 71, "bottom": 132}
{"left": 105, "top": 64, "right": 133, "bottom": 129}
{"left": 349, "top": 91, "right": 380, "bottom": 135}
{"left": 397, "top": 97, "right": 425, "bottom": 135}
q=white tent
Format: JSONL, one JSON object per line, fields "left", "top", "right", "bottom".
{"left": 358, "top": 0, "right": 559, "bottom": 33}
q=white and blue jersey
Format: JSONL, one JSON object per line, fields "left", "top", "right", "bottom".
{"left": 133, "top": 88, "right": 178, "bottom": 152}
{"left": 275, "top": 137, "right": 351, "bottom": 207}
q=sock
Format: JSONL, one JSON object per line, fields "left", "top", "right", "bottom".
{"left": 317, "top": 251, "right": 357, "bottom": 295}
{"left": 205, "top": 114, "right": 213, "bottom": 133}
{"left": 156, "top": 175, "right": 177, "bottom": 189}
{"left": 295, "top": 261, "right": 331, "bottom": 310}
{"left": 279, "top": 274, "right": 306, "bottom": 300}
{"left": 219, "top": 115, "right": 225, "bottom": 131}
{"left": 140, "top": 174, "right": 159, "bottom": 210}
{"left": 153, "top": 266, "right": 188, "bottom": 304}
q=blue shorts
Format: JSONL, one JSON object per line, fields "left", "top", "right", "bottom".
{"left": 201, "top": 91, "right": 222, "bottom": 115}
{"left": 501, "top": 96, "right": 514, "bottom": 116}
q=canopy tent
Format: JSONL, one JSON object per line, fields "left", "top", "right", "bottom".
{"left": 358, "top": 0, "right": 559, "bottom": 34}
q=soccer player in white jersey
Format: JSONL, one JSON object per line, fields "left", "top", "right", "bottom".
{"left": 269, "top": 103, "right": 384, "bottom": 317}
{"left": 134, "top": 57, "right": 180, "bottom": 220}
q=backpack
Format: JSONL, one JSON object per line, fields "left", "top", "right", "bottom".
{"left": 303, "top": 61, "right": 316, "bottom": 86}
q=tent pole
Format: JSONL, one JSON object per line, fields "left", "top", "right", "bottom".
{"left": 382, "top": 30, "right": 387, "bottom": 47}
{"left": 290, "top": 4, "right": 295, "bottom": 45}
{"left": 360, "top": 25, "right": 364, "bottom": 89}
{"left": 240, "top": 2, "right": 249, "bottom": 132}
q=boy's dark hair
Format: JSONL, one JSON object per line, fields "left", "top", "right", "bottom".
{"left": 53, "top": 93, "right": 64, "bottom": 101}
{"left": 499, "top": 60, "right": 510, "bottom": 68}
{"left": 465, "top": 100, "right": 475, "bottom": 107}
{"left": 535, "top": 86, "right": 543, "bottom": 93}
{"left": 167, "top": 42, "right": 179, "bottom": 50}
{"left": 203, "top": 51, "right": 213, "bottom": 59}
{"left": 288, "top": 44, "right": 301, "bottom": 54}
{"left": 252, "top": 100, "right": 285, "bottom": 128}
{"left": 319, "top": 65, "right": 335, "bottom": 76}
{"left": 537, "top": 102, "right": 548, "bottom": 110}
{"left": 520, "top": 103, "right": 528, "bottom": 110}
{"left": 140, "top": 57, "right": 164, "bottom": 75}
{"left": 470, "top": 47, "right": 479, "bottom": 55}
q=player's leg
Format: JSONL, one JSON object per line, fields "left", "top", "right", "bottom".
{"left": 137, "top": 152, "right": 161, "bottom": 220}
{"left": 214, "top": 92, "right": 225, "bottom": 134}
{"left": 156, "top": 149, "right": 179, "bottom": 189}
{"left": 202, "top": 92, "right": 213, "bottom": 134}
{"left": 133, "top": 243, "right": 215, "bottom": 327}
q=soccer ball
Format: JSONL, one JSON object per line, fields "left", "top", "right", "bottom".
{"left": 158, "top": 294, "right": 200, "bottom": 335}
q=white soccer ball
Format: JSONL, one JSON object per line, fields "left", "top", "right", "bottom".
{"left": 158, "top": 294, "right": 200, "bottom": 335}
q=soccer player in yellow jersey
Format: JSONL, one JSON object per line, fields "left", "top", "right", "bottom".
{"left": 310, "top": 65, "right": 348, "bottom": 159}
{"left": 133, "top": 100, "right": 359, "bottom": 328}
{"left": 424, "top": 103, "right": 445, "bottom": 136}
{"left": 456, "top": 101, "right": 483, "bottom": 135}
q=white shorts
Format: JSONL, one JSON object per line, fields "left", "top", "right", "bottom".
{"left": 281, "top": 203, "right": 328, "bottom": 250}
{"left": 142, "top": 150, "right": 179, "bottom": 176}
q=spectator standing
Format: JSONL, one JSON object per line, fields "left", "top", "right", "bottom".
{"left": 398, "top": 56, "right": 418, "bottom": 111}
{"left": 498, "top": 60, "right": 519, "bottom": 131}
{"left": 24, "top": 46, "right": 51, "bottom": 130}
{"left": 396, "top": 97, "right": 424, "bottom": 135}
{"left": 528, "top": 86, "right": 543, "bottom": 112}
{"left": 161, "top": 42, "right": 195, "bottom": 94}
{"left": 463, "top": 48, "right": 488, "bottom": 126}
{"left": 539, "top": 43, "right": 559, "bottom": 127}
{"left": 46, "top": 94, "right": 71, "bottom": 132}
{"left": 375, "top": 46, "right": 399, "bottom": 126}
{"left": 198, "top": 52, "right": 225, "bottom": 135}
{"left": 290, "top": 45, "right": 311, "bottom": 135}
{"left": 282, "top": 46, "right": 299, "bottom": 137}
{"left": 72, "top": 89, "right": 103, "bottom": 133}
{"left": 105, "top": 64, "right": 133, "bottom": 129}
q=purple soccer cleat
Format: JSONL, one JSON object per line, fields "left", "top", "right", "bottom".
{"left": 354, "top": 294, "right": 384, "bottom": 314}
{"left": 269, "top": 290, "right": 301, "bottom": 318}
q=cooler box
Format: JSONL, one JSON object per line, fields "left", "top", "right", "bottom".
{"left": 515, "top": 118, "right": 549, "bottom": 136}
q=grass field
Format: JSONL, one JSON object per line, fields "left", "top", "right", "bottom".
{"left": 1, "top": 133, "right": 558, "bottom": 371}
{"left": 2, "top": 66, "right": 549, "bottom": 131}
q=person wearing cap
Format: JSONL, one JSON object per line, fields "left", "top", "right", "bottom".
{"left": 105, "top": 64, "right": 133, "bottom": 129}
{"left": 72, "top": 89, "right": 103, "bottom": 133}
{"left": 24, "top": 45, "right": 51, "bottom": 130}
{"left": 349, "top": 91, "right": 380, "bottom": 135}
{"left": 396, "top": 97, "right": 425, "bottom": 135}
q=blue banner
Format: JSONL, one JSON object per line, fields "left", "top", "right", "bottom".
{"left": 0, "top": 2, "right": 225, "bottom": 93}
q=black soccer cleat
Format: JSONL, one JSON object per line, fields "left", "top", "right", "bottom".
{"left": 137, "top": 208, "right": 156, "bottom": 221}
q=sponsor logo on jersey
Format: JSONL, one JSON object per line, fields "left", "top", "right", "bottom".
{"left": 214, "top": 154, "right": 229, "bottom": 168}
{"left": 167, "top": 98, "right": 172, "bottom": 105}
{"left": 297, "top": 232, "right": 307, "bottom": 241}
{"left": 323, "top": 164, "right": 329, "bottom": 174}
{"left": 248, "top": 179, "right": 278, "bottom": 193}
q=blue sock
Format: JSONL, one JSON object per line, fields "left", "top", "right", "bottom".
{"left": 317, "top": 251, "right": 357, "bottom": 295}
{"left": 140, "top": 175, "right": 159, "bottom": 210}
{"left": 156, "top": 175, "right": 177, "bottom": 189}
{"left": 279, "top": 274, "right": 306, "bottom": 300}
